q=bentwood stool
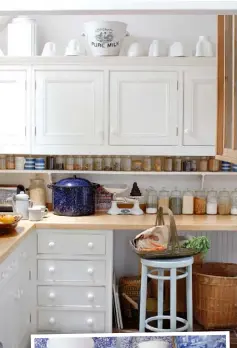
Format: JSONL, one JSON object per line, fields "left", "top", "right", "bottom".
{"left": 139, "top": 256, "right": 194, "bottom": 332}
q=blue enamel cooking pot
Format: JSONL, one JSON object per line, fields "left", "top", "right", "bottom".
{"left": 48, "top": 176, "right": 98, "bottom": 216}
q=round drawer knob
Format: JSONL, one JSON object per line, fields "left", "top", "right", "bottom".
{"left": 87, "top": 242, "right": 94, "bottom": 249}
{"left": 49, "top": 292, "right": 56, "bottom": 299}
{"left": 49, "top": 317, "right": 56, "bottom": 324}
{"left": 48, "top": 267, "right": 55, "bottom": 273}
{"left": 48, "top": 241, "right": 55, "bottom": 248}
{"left": 87, "top": 268, "right": 94, "bottom": 275}
{"left": 87, "top": 293, "right": 94, "bottom": 301}
{"left": 87, "top": 318, "right": 93, "bottom": 326}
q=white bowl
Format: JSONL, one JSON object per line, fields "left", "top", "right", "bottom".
{"left": 127, "top": 42, "right": 145, "bottom": 57}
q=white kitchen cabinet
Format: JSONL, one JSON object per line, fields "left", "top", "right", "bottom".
{"left": 109, "top": 71, "right": 179, "bottom": 146}
{"left": 0, "top": 68, "right": 30, "bottom": 154}
{"left": 33, "top": 69, "right": 104, "bottom": 153}
{"left": 183, "top": 68, "right": 217, "bottom": 146}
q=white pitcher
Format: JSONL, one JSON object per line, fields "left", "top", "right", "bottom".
{"left": 138, "top": 341, "right": 170, "bottom": 348}
{"left": 11, "top": 191, "right": 33, "bottom": 220}
{"left": 47, "top": 337, "right": 94, "bottom": 348}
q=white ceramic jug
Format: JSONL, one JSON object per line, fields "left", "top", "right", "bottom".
{"left": 138, "top": 341, "right": 170, "bottom": 348}
{"left": 47, "top": 336, "right": 94, "bottom": 348}
{"left": 11, "top": 191, "right": 33, "bottom": 220}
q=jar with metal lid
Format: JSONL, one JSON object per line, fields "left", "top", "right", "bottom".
{"left": 164, "top": 157, "right": 172, "bottom": 171}
{"left": 143, "top": 156, "right": 152, "bottom": 171}
{"left": 154, "top": 157, "right": 163, "bottom": 172}
{"left": 191, "top": 159, "right": 197, "bottom": 172}
{"left": 113, "top": 156, "right": 121, "bottom": 171}
{"left": 146, "top": 187, "right": 158, "bottom": 214}
{"left": 0, "top": 155, "right": 6, "bottom": 170}
{"left": 182, "top": 189, "right": 194, "bottom": 215}
{"left": 6, "top": 155, "right": 15, "bottom": 169}
{"left": 104, "top": 156, "right": 112, "bottom": 171}
{"left": 158, "top": 187, "right": 169, "bottom": 212}
{"left": 183, "top": 157, "right": 192, "bottom": 172}
{"left": 84, "top": 156, "right": 93, "bottom": 171}
{"left": 122, "top": 156, "right": 132, "bottom": 171}
{"left": 94, "top": 156, "right": 103, "bottom": 171}
{"left": 218, "top": 189, "right": 231, "bottom": 215}
{"left": 29, "top": 178, "right": 46, "bottom": 206}
{"left": 207, "top": 189, "right": 218, "bottom": 215}
{"left": 169, "top": 187, "right": 182, "bottom": 215}
{"left": 74, "top": 156, "right": 83, "bottom": 170}
{"left": 174, "top": 157, "right": 182, "bottom": 172}
{"left": 231, "top": 189, "right": 237, "bottom": 215}
{"left": 199, "top": 157, "right": 208, "bottom": 172}
{"left": 208, "top": 158, "right": 220, "bottom": 172}
{"left": 65, "top": 156, "right": 74, "bottom": 171}
{"left": 56, "top": 156, "right": 64, "bottom": 170}
{"left": 132, "top": 159, "right": 143, "bottom": 171}
{"left": 194, "top": 190, "right": 206, "bottom": 215}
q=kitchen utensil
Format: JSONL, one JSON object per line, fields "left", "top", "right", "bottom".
{"left": 41, "top": 42, "right": 56, "bottom": 56}
{"left": 65, "top": 39, "right": 81, "bottom": 56}
{"left": 127, "top": 42, "right": 145, "bottom": 57}
{"left": 0, "top": 214, "right": 22, "bottom": 234}
{"left": 28, "top": 206, "right": 45, "bottom": 221}
{"left": 148, "top": 39, "right": 160, "bottom": 57}
{"left": 15, "top": 157, "right": 25, "bottom": 170}
{"left": 103, "top": 184, "right": 144, "bottom": 215}
{"left": 195, "top": 36, "right": 213, "bottom": 57}
{"left": 9, "top": 191, "right": 33, "bottom": 219}
{"left": 169, "top": 41, "right": 184, "bottom": 57}
{"left": 47, "top": 337, "right": 94, "bottom": 348}
{"left": 82, "top": 20, "right": 129, "bottom": 56}
{"left": 48, "top": 176, "right": 97, "bottom": 216}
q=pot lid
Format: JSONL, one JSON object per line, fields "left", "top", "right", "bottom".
{"left": 54, "top": 176, "right": 92, "bottom": 188}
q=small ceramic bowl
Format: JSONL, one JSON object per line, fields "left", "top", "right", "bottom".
{"left": 127, "top": 42, "right": 145, "bottom": 57}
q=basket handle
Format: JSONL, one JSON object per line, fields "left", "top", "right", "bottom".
{"left": 155, "top": 207, "right": 180, "bottom": 251}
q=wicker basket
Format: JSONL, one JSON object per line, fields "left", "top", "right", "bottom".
{"left": 193, "top": 262, "right": 237, "bottom": 329}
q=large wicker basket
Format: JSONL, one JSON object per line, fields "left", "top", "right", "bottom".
{"left": 193, "top": 262, "right": 237, "bottom": 329}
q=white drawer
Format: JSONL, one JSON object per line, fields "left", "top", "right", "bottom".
{"left": 38, "top": 260, "right": 106, "bottom": 284}
{"left": 38, "top": 285, "right": 106, "bottom": 308}
{"left": 37, "top": 310, "right": 105, "bottom": 333}
{"left": 38, "top": 231, "right": 106, "bottom": 255}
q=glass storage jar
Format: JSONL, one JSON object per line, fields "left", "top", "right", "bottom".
{"left": 6, "top": 155, "right": 15, "bottom": 169}
{"left": 146, "top": 187, "right": 158, "bottom": 214}
{"left": 132, "top": 159, "right": 143, "bottom": 171}
{"left": 113, "top": 156, "right": 121, "bottom": 171}
{"left": 154, "top": 157, "right": 162, "bottom": 171}
{"left": 169, "top": 187, "right": 182, "bottom": 215}
{"left": 164, "top": 157, "right": 172, "bottom": 171}
{"left": 0, "top": 155, "right": 6, "bottom": 170}
{"left": 56, "top": 156, "right": 64, "bottom": 170}
{"left": 84, "top": 156, "right": 93, "bottom": 171}
{"left": 218, "top": 189, "right": 231, "bottom": 215}
{"left": 74, "top": 156, "right": 83, "bottom": 170}
{"left": 194, "top": 190, "right": 206, "bottom": 215}
{"left": 183, "top": 157, "right": 192, "bottom": 171}
{"left": 199, "top": 157, "right": 208, "bottom": 171}
{"left": 207, "top": 189, "right": 218, "bottom": 215}
{"left": 29, "top": 178, "right": 46, "bottom": 206}
{"left": 143, "top": 156, "right": 152, "bottom": 171}
{"left": 104, "top": 156, "right": 112, "bottom": 171}
{"left": 231, "top": 189, "right": 237, "bottom": 215}
{"left": 158, "top": 187, "right": 169, "bottom": 212}
{"left": 208, "top": 158, "right": 220, "bottom": 172}
{"left": 65, "top": 156, "right": 74, "bottom": 170}
{"left": 94, "top": 156, "right": 103, "bottom": 171}
{"left": 122, "top": 156, "right": 132, "bottom": 171}
{"left": 182, "top": 189, "right": 194, "bottom": 215}
{"left": 174, "top": 157, "right": 182, "bottom": 172}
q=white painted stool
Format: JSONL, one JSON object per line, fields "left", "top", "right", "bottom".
{"left": 139, "top": 256, "right": 194, "bottom": 332}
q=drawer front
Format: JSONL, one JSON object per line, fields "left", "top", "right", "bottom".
{"left": 37, "top": 310, "right": 105, "bottom": 333}
{"left": 38, "top": 286, "right": 106, "bottom": 308}
{"left": 38, "top": 231, "right": 106, "bottom": 255}
{"left": 38, "top": 260, "right": 106, "bottom": 283}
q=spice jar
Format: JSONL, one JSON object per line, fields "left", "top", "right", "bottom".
{"left": 183, "top": 157, "right": 192, "bottom": 172}
{"left": 29, "top": 178, "right": 46, "bottom": 206}
{"left": 84, "top": 156, "right": 93, "bottom": 171}
{"left": 154, "top": 157, "right": 162, "bottom": 171}
{"left": 218, "top": 189, "right": 231, "bottom": 215}
{"left": 191, "top": 159, "right": 197, "bottom": 172}
{"left": 0, "top": 155, "right": 6, "bottom": 170}
{"left": 132, "top": 159, "right": 143, "bottom": 171}
{"left": 56, "top": 156, "right": 64, "bottom": 170}
{"left": 146, "top": 187, "right": 158, "bottom": 214}
{"left": 231, "top": 189, "right": 237, "bottom": 215}
{"left": 207, "top": 189, "right": 218, "bottom": 215}
{"left": 104, "top": 156, "right": 112, "bottom": 171}
{"left": 182, "top": 189, "right": 194, "bottom": 215}
{"left": 169, "top": 188, "right": 182, "bottom": 215}
{"left": 208, "top": 158, "right": 220, "bottom": 172}
{"left": 122, "top": 156, "right": 132, "bottom": 171}
{"left": 6, "top": 155, "right": 15, "bottom": 169}
{"left": 199, "top": 157, "right": 208, "bottom": 172}
{"left": 144, "top": 156, "right": 152, "bottom": 171}
{"left": 164, "top": 157, "right": 172, "bottom": 171}
{"left": 113, "top": 156, "right": 121, "bottom": 171}
{"left": 65, "top": 156, "right": 74, "bottom": 170}
{"left": 94, "top": 156, "right": 103, "bottom": 171}
{"left": 174, "top": 157, "right": 182, "bottom": 172}
{"left": 74, "top": 156, "right": 83, "bottom": 170}
{"left": 194, "top": 190, "right": 206, "bottom": 215}
{"left": 158, "top": 187, "right": 169, "bottom": 212}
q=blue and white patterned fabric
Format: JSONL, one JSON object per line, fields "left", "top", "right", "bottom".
{"left": 119, "top": 336, "right": 173, "bottom": 348}
{"left": 34, "top": 338, "right": 49, "bottom": 348}
{"left": 93, "top": 337, "right": 117, "bottom": 348}
{"left": 175, "top": 335, "right": 226, "bottom": 348}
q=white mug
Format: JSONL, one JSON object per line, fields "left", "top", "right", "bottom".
{"left": 65, "top": 39, "right": 80, "bottom": 55}
{"left": 33, "top": 205, "right": 48, "bottom": 217}
{"left": 138, "top": 341, "right": 170, "bottom": 348}
{"left": 41, "top": 42, "right": 56, "bottom": 56}
{"left": 47, "top": 337, "right": 94, "bottom": 348}
{"left": 15, "top": 157, "right": 25, "bottom": 170}
{"left": 28, "top": 206, "right": 45, "bottom": 221}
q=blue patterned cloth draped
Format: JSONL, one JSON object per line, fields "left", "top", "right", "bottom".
{"left": 175, "top": 335, "right": 226, "bottom": 348}
{"left": 118, "top": 336, "right": 173, "bottom": 348}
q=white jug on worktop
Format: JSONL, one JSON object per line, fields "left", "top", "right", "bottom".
{"left": 9, "top": 191, "right": 33, "bottom": 220}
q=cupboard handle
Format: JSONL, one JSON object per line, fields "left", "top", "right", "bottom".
{"left": 87, "top": 318, "right": 93, "bottom": 326}
{"left": 49, "top": 317, "right": 56, "bottom": 324}
{"left": 48, "top": 241, "right": 55, "bottom": 248}
{"left": 87, "top": 267, "right": 94, "bottom": 275}
{"left": 49, "top": 292, "right": 56, "bottom": 299}
{"left": 48, "top": 266, "right": 55, "bottom": 273}
{"left": 87, "top": 242, "right": 94, "bottom": 249}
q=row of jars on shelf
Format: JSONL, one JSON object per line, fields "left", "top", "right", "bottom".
{"left": 147, "top": 187, "right": 237, "bottom": 215}
{"left": 0, "top": 155, "right": 225, "bottom": 172}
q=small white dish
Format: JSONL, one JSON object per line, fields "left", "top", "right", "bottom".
{"left": 127, "top": 42, "right": 145, "bottom": 57}
{"left": 65, "top": 39, "right": 81, "bottom": 56}
{"left": 28, "top": 206, "right": 45, "bottom": 221}
{"left": 41, "top": 42, "right": 56, "bottom": 57}
{"left": 169, "top": 41, "right": 184, "bottom": 57}
{"left": 148, "top": 40, "right": 160, "bottom": 57}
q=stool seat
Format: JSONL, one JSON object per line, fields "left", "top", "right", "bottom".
{"left": 139, "top": 256, "right": 193, "bottom": 332}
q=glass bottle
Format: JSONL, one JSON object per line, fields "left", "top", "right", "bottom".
{"left": 199, "top": 157, "right": 208, "bottom": 172}
{"left": 56, "top": 156, "right": 64, "bottom": 170}
{"left": 113, "top": 156, "right": 121, "bottom": 171}
{"left": 65, "top": 156, "right": 74, "bottom": 170}
{"left": 207, "top": 189, "right": 218, "bottom": 215}
{"left": 194, "top": 190, "right": 207, "bottom": 215}
{"left": 231, "top": 189, "right": 237, "bottom": 215}
{"left": 122, "top": 156, "right": 132, "bottom": 171}
{"left": 164, "top": 157, "right": 172, "bottom": 171}
{"left": 169, "top": 187, "right": 182, "bottom": 215}
{"left": 0, "top": 155, "right": 6, "bottom": 170}
{"left": 143, "top": 156, "right": 152, "bottom": 171}
{"left": 218, "top": 189, "right": 231, "bottom": 215}
{"left": 158, "top": 187, "right": 169, "bottom": 212}
{"left": 154, "top": 157, "right": 163, "bottom": 171}
{"left": 191, "top": 159, "right": 197, "bottom": 172}
{"left": 182, "top": 189, "right": 194, "bottom": 215}
{"left": 74, "top": 156, "right": 83, "bottom": 170}
{"left": 84, "top": 156, "right": 93, "bottom": 171}
{"left": 174, "top": 157, "right": 182, "bottom": 172}
{"left": 146, "top": 187, "right": 158, "bottom": 214}
{"left": 183, "top": 157, "right": 192, "bottom": 172}
{"left": 94, "top": 156, "right": 103, "bottom": 171}
{"left": 29, "top": 178, "right": 46, "bottom": 206}
{"left": 104, "top": 156, "right": 112, "bottom": 171}
{"left": 6, "top": 155, "right": 15, "bottom": 169}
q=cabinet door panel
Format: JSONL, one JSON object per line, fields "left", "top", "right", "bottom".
{"left": 183, "top": 68, "right": 217, "bottom": 146}
{"left": 109, "top": 71, "right": 179, "bottom": 146}
{"left": 34, "top": 70, "right": 104, "bottom": 149}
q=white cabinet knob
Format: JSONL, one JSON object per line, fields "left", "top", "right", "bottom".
{"left": 49, "top": 292, "right": 56, "bottom": 299}
{"left": 49, "top": 317, "right": 56, "bottom": 324}
{"left": 48, "top": 241, "right": 55, "bottom": 248}
{"left": 48, "top": 266, "right": 55, "bottom": 273}
{"left": 87, "top": 293, "right": 94, "bottom": 301}
{"left": 87, "top": 268, "right": 94, "bottom": 275}
{"left": 87, "top": 242, "right": 94, "bottom": 249}
{"left": 184, "top": 128, "right": 189, "bottom": 134}
{"left": 87, "top": 318, "right": 93, "bottom": 326}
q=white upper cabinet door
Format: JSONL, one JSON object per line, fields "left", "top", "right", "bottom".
{"left": 183, "top": 68, "right": 217, "bottom": 146}
{"left": 109, "top": 71, "right": 179, "bottom": 146}
{"left": 34, "top": 69, "right": 104, "bottom": 152}
{"left": 0, "top": 70, "right": 29, "bottom": 154}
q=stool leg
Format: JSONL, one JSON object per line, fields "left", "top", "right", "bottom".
{"left": 139, "top": 263, "right": 148, "bottom": 332}
{"left": 186, "top": 264, "right": 193, "bottom": 331}
{"left": 158, "top": 269, "right": 164, "bottom": 330}
{"left": 170, "top": 268, "right": 177, "bottom": 331}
